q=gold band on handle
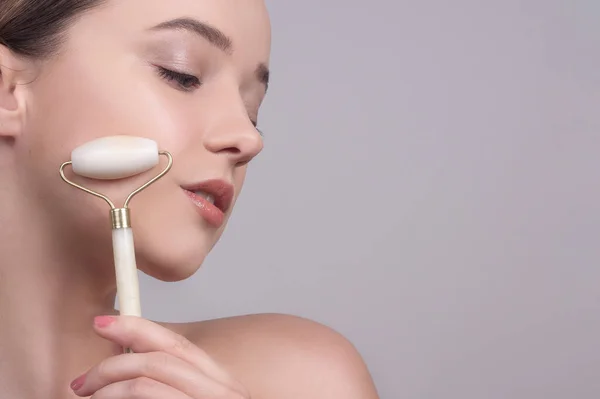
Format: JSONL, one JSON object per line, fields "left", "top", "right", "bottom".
{"left": 110, "top": 208, "right": 131, "bottom": 229}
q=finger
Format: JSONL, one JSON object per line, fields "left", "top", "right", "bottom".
{"left": 74, "top": 352, "right": 224, "bottom": 398}
{"left": 91, "top": 377, "right": 193, "bottom": 399}
{"left": 93, "top": 315, "right": 235, "bottom": 387}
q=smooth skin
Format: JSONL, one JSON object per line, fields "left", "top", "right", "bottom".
{"left": 0, "top": 0, "right": 379, "bottom": 398}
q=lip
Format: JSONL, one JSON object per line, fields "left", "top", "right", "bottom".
{"left": 181, "top": 179, "right": 234, "bottom": 228}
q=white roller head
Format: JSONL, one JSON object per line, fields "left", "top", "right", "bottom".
{"left": 71, "top": 136, "right": 159, "bottom": 180}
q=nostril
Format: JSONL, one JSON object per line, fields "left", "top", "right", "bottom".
{"left": 236, "top": 159, "right": 250, "bottom": 167}
{"left": 220, "top": 147, "right": 241, "bottom": 155}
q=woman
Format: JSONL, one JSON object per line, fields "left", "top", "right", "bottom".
{"left": 0, "top": 0, "right": 379, "bottom": 398}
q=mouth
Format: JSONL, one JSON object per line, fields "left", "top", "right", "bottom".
{"left": 181, "top": 180, "right": 234, "bottom": 228}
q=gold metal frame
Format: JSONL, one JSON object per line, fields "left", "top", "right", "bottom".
{"left": 59, "top": 150, "right": 173, "bottom": 228}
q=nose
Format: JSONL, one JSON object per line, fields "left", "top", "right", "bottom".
{"left": 203, "top": 118, "right": 264, "bottom": 166}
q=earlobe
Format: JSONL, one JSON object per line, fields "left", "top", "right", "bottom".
{"left": 0, "top": 45, "right": 29, "bottom": 138}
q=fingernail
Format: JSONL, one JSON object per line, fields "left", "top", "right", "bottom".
{"left": 94, "top": 315, "right": 117, "bottom": 328}
{"left": 70, "top": 374, "right": 86, "bottom": 391}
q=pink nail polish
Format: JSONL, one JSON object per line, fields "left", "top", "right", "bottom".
{"left": 94, "top": 315, "right": 117, "bottom": 328}
{"left": 70, "top": 374, "right": 86, "bottom": 391}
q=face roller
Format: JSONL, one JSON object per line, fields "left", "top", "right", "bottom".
{"left": 59, "top": 136, "right": 173, "bottom": 353}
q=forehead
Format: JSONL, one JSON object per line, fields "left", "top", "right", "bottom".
{"left": 71, "top": 0, "right": 271, "bottom": 62}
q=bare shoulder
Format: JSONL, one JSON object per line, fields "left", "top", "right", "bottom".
{"left": 172, "top": 313, "right": 379, "bottom": 399}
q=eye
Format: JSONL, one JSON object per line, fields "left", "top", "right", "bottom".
{"left": 156, "top": 66, "right": 201, "bottom": 92}
{"left": 251, "top": 119, "right": 264, "bottom": 136}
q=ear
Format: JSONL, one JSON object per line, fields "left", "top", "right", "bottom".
{"left": 0, "top": 45, "right": 30, "bottom": 138}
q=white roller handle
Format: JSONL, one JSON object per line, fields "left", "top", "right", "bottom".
{"left": 112, "top": 228, "right": 141, "bottom": 317}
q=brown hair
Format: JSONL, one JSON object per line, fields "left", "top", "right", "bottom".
{"left": 0, "top": 0, "right": 106, "bottom": 58}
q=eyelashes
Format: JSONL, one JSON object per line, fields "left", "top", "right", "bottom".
{"left": 156, "top": 66, "right": 201, "bottom": 91}
{"left": 155, "top": 65, "right": 262, "bottom": 135}
{"left": 250, "top": 120, "right": 263, "bottom": 136}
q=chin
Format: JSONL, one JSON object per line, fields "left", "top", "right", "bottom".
{"left": 139, "top": 256, "right": 204, "bottom": 282}
{"left": 137, "top": 246, "right": 207, "bottom": 282}
{"left": 135, "top": 223, "right": 219, "bottom": 282}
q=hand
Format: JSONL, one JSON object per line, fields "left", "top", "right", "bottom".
{"left": 70, "top": 315, "right": 250, "bottom": 399}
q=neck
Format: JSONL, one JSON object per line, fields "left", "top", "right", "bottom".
{"left": 0, "top": 187, "right": 122, "bottom": 398}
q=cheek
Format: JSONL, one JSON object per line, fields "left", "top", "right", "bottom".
{"left": 23, "top": 60, "right": 192, "bottom": 196}
{"left": 15, "top": 60, "right": 196, "bottom": 248}
{"left": 27, "top": 59, "right": 187, "bottom": 155}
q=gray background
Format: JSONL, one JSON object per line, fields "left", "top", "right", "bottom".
{"left": 136, "top": 1, "right": 600, "bottom": 398}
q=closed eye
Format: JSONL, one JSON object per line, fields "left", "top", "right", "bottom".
{"left": 156, "top": 65, "right": 263, "bottom": 135}
{"left": 250, "top": 119, "right": 264, "bottom": 136}
{"left": 156, "top": 66, "right": 201, "bottom": 92}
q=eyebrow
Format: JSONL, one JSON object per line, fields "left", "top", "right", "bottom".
{"left": 149, "top": 17, "right": 233, "bottom": 54}
{"left": 149, "top": 17, "right": 270, "bottom": 91}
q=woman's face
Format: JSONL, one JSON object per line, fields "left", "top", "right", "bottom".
{"left": 13, "top": 0, "right": 270, "bottom": 281}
